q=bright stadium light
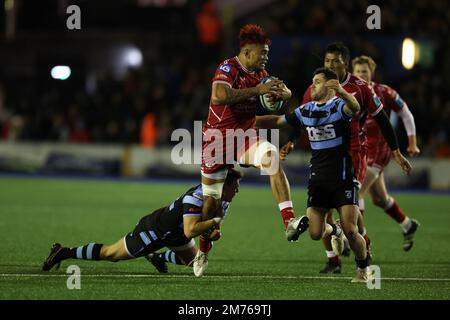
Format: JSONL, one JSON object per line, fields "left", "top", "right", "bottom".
{"left": 402, "top": 38, "right": 417, "bottom": 70}
{"left": 123, "top": 47, "right": 143, "bottom": 68}
{"left": 111, "top": 45, "right": 144, "bottom": 77}
{"left": 51, "top": 65, "right": 71, "bottom": 80}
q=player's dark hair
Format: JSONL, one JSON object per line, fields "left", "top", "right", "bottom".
{"left": 313, "top": 67, "right": 338, "bottom": 80}
{"left": 239, "top": 24, "right": 271, "bottom": 48}
{"left": 325, "top": 42, "right": 350, "bottom": 66}
{"left": 225, "top": 168, "right": 243, "bottom": 183}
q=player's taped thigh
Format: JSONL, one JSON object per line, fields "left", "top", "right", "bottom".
{"left": 202, "top": 181, "right": 225, "bottom": 200}
{"left": 201, "top": 168, "right": 227, "bottom": 200}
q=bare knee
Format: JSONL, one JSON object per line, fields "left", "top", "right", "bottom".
{"left": 342, "top": 224, "right": 358, "bottom": 241}
{"left": 309, "top": 229, "right": 323, "bottom": 241}
{"left": 371, "top": 195, "right": 388, "bottom": 208}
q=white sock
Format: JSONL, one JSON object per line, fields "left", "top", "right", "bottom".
{"left": 400, "top": 217, "right": 412, "bottom": 233}
{"left": 278, "top": 201, "right": 293, "bottom": 211}
{"left": 358, "top": 198, "right": 365, "bottom": 211}
{"left": 326, "top": 250, "right": 336, "bottom": 258}
{"left": 323, "top": 224, "right": 333, "bottom": 238}
{"left": 335, "top": 223, "right": 342, "bottom": 236}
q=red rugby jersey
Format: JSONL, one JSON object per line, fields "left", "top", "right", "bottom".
{"left": 365, "top": 82, "right": 405, "bottom": 145}
{"left": 205, "top": 56, "right": 268, "bottom": 131}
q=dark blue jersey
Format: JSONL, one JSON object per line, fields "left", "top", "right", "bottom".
{"left": 284, "top": 96, "right": 355, "bottom": 182}
{"left": 144, "top": 185, "right": 230, "bottom": 241}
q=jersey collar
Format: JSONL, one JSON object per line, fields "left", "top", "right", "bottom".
{"left": 340, "top": 72, "right": 351, "bottom": 86}
{"left": 235, "top": 56, "right": 255, "bottom": 74}
{"left": 315, "top": 95, "right": 338, "bottom": 107}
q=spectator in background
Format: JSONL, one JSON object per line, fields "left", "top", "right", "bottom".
{"left": 141, "top": 113, "right": 158, "bottom": 148}
{"left": 196, "top": 0, "right": 222, "bottom": 63}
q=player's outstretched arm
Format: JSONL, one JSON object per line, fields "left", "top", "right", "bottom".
{"left": 255, "top": 115, "right": 287, "bottom": 129}
{"left": 183, "top": 216, "right": 222, "bottom": 239}
{"left": 325, "top": 80, "right": 360, "bottom": 115}
{"left": 211, "top": 80, "right": 283, "bottom": 105}
{"left": 392, "top": 149, "right": 413, "bottom": 175}
{"left": 268, "top": 82, "right": 292, "bottom": 103}
{"left": 280, "top": 141, "right": 295, "bottom": 161}
{"left": 396, "top": 105, "right": 420, "bottom": 156}
{"left": 373, "top": 110, "right": 412, "bottom": 175}
{"left": 406, "top": 135, "right": 421, "bottom": 157}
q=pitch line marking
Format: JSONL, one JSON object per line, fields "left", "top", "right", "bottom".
{"left": 1, "top": 273, "right": 449, "bottom": 282}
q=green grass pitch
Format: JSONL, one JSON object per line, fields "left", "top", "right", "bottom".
{"left": 0, "top": 177, "right": 449, "bottom": 300}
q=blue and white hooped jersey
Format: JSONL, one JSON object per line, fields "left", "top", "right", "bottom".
{"left": 284, "top": 96, "right": 355, "bottom": 182}
{"left": 171, "top": 184, "right": 230, "bottom": 217}
{"left": 148, "top": 184, "right": 231, "bottom": 240}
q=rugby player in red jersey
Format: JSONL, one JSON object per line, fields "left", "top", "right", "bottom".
{"left": 196, "top": 24, "right": 303, "bottom": 276}
{"left": 352, "top": 55, "right": 420, "bottom": 251}
{"left": 281, "top": 42, "right": 412, "bottom": 273}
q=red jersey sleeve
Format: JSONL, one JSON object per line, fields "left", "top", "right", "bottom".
{"left": 381, "top": 84, "right": 406, "bottom": 113}
{"left": 302, "top": 85, "right": 312, "bottom": 104}
{"left": 212, "top": 61, "right": 238, "bottom": 88}
{"left": 362, "top": 83, "right": 384, "bottom": 116}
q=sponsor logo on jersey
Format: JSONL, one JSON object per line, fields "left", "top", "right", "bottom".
{"left": 345, "top": 190, "right": 352, "bottom": 199}
{"left": 219, "top": 64, "right": 231, "bottom": 73}
{"left": 306, "top": 124, "right": 337, "bottom": 141}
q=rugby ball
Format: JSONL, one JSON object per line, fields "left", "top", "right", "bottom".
{"left": 259, "top": 76, "right": 284, "bottom": 112}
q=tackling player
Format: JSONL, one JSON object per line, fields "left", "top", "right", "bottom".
{"left": 256, "top": 68, "right": 372, "bottom": 282}
{"left": 352, "top": 55, "right": 420, "bottom": 251}
{"left": 197, "top": 24, "right": 301, "bottom": 275}
{"left": 42, "top": 169, "right": 242, "bottom": 274}
{"left": 281, "top": 42, "right": 412, "bottom": 273}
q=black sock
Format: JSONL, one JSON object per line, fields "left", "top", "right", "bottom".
{"left": 355, "top": 255, "right": 369, "bottom": 269}
{"left": 331, "top": 224, "right": 338, "bottom": 236}
{"left": 63, "top": 243, "right": 103, "bottom": 261}
{"left": 157, "top": 250, "right": 183, "bottom": 265}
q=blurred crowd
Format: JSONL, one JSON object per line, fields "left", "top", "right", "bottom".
{"left": 0, "top": 0, "right": 449, "bottom": 157}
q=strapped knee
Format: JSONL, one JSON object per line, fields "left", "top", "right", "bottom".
{"left": 202, "top": 182, "right": 224, "bottom": 200}
{"left": 253, "top": 141, "right": 279, "bottom": 175}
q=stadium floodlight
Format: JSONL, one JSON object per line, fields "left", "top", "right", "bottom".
{"left": 51, "top": 65, "right": 71, "bottom": 80}
{"left": 402, "top": 38, "right": 417, "bottom": 70}
{"left": 123, "top": 47, "right": 143, "bottom": 68}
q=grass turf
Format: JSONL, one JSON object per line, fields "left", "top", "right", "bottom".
{"left": 0, "top": 177, "right": 449, "bottom": 300}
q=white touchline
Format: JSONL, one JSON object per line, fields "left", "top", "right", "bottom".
{"left": 1, "top": 274, "right": 449, "bottom": 282}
